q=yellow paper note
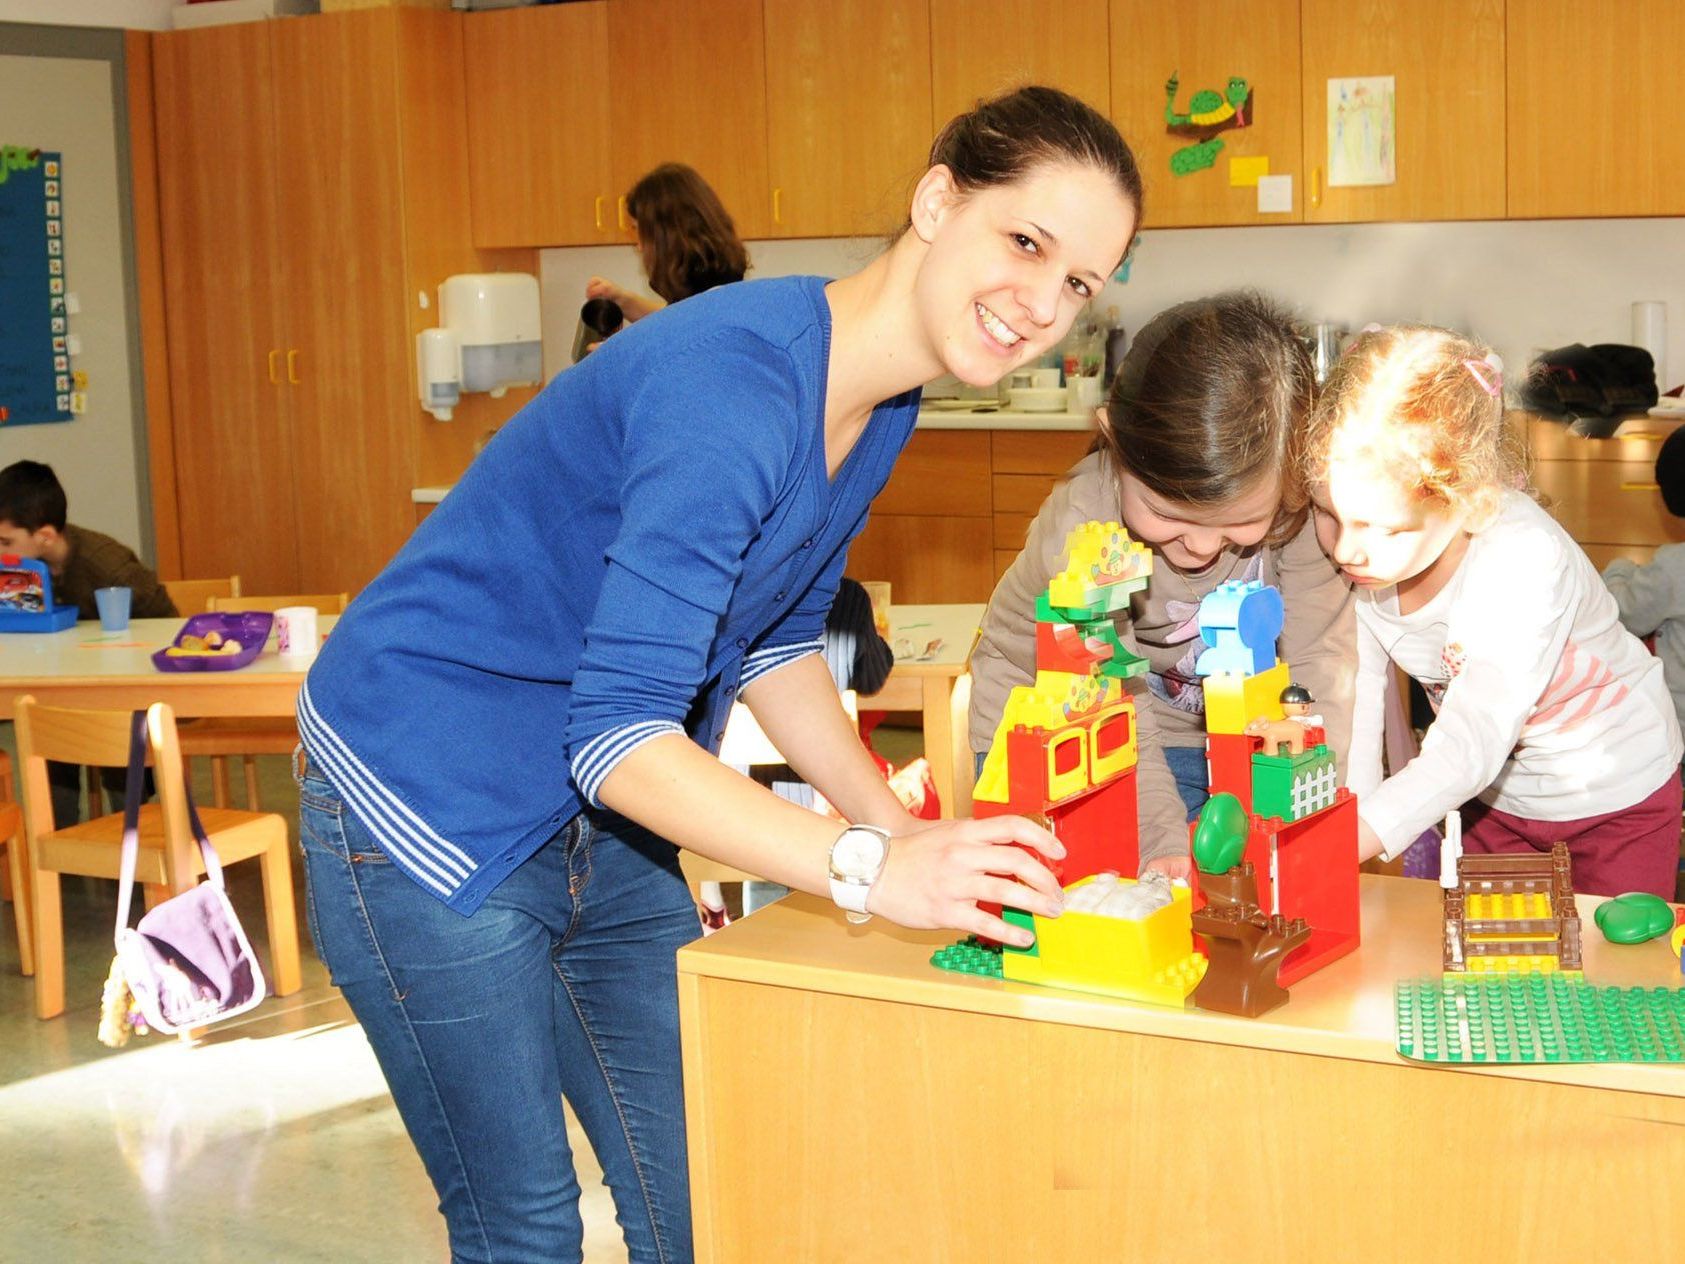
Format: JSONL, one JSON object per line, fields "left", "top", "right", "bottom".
{"left": 1229, "top": 156, "right": 1270, "bottom": 187}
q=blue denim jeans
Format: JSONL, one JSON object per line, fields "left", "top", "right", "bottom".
{"left": 297, "top": 768, "right": 698, "bottom": 1264}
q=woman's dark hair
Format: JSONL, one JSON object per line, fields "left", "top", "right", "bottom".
{"left": 925, "top": 85, "right": 1143, "bottom": 253}
{"left": 1096, "top": 293, "right": 1315, "bottom": 547}
{"left": 624, "top": 163, "right": 749, "bottom": 305}
{"left": 0, "top": 459, "right": 67, "bottom": 531}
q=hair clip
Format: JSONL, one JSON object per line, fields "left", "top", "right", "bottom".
{"left": 1463, "top": 357, "right": 1501, "bottom": 397}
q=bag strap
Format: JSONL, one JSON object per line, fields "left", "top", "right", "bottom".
{"left": 115, "top": 708, "right": 227, "bottom": 940}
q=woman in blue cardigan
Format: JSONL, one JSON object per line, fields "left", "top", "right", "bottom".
{"left": 297, "top": 85, "right": 1141, "bottom": 1264}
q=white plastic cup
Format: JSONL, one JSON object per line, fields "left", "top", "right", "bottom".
{"left": 275, "top": 606, "right": 320, "bottom": 659}
{"left": 1030, "top": 367, "right": 1061, "bottom": 389}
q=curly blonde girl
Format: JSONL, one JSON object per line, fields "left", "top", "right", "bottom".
{"left": 1303, "top": 325, "right": 1528, "bottom": 529}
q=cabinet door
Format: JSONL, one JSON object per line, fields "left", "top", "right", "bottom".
{"left": 931, "top": 0, "right": 1111, "bottom": 125}
{"left": 1508, "top": 0, "right": 1685, "bottom": 218}
{"left": 608, "top": 0, "right": 773, "bottom": 240}
{"left": 1110, "top": 0, "right": 1301, "bottom": 227}
{"left": 763, "top": 0, "right": 931, "bottom": 239}
{"left": 271, "top": 11, "right": 416, "bottom": 595}
{"left": 463, "top": 3, "right": 616, "bottom": 246}
{"left": 1300, "top": 0, "right": 1504, "bottom": 223}
{"left": 153, "top": 23, "right": 299, "bottom": 593}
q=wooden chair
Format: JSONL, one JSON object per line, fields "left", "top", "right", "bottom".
{"left": 15, "top": 696, "right": 301, "bottom": 1020}
{"left": 178, "top": 592, "right": 350, "bottom": 809}
{"left": 0, "top": 750, "right": 34, "bottom": 976}
{"left": 162, "top": 574, "right": 241, "bottom": 615}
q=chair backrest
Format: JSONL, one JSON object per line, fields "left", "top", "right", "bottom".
{"left": 13, "top": 696, "right": 198, "bottom": 878}
{"left": 208, "top": 591, "right": 349, "bottom": 615}
{"left": 163, "top": 575, "right": 241, "bottom": 615}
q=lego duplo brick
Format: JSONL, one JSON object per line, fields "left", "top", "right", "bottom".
{"left": 1395, "top": 974, "right": 1685, "bottom": 1064}
{"left": 1201, "top": 660, "right": 1291, "bottom": 735}
{"left": 1044, "top": 520, "right": 1153, "bottom": 613}
{"left": 1194, "top": 579, "right": 1285, "bottom": 677}
{"left": 1204, "top": 731, "right": 1262, "bottom": 812}
{"left": 1250, "top": 744, "right": 1337, "bottom": 822}
{"left": 974, "top": 767, "right": 1138, "bottom": 918}
{"left": 1243, "top": 790, "right": 1361, "bottom": 988}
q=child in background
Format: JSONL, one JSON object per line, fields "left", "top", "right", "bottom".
{"left": 1307, "top": 326, "right": 1682, "bottom": 897}
{"left": 1602, "top": 426, "right": 1685, "bottom": 754}
{"left": 0, "top": 459, "right": 177, "bottom": 826}
{"left": 970, "top": 293, "right": 1356, "bottom": 877}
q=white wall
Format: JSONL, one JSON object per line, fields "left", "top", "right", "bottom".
{"left": 542, "top": 217, "right": 1685, "bottom": 397}
{"left": 0, "top": 1, "right": 174, "bottom": 29}
{"left": 0, "top": 50, "right": 144, "bottom": 550}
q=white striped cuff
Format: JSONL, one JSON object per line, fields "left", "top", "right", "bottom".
{"left": 740, "top": 639, "right": 823, "bottom": 689}
{"left": 296, "top": 683, "right": 479, "bottom": 899}
{"left": 571, "top": 719, "right": 686, "bottom": 808}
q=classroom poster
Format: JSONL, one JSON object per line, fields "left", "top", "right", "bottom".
{"left": 1326, "top": 77, "right": 1395, "bottom": 188}
{"left": 0, "top": 146, "right": 71, "bottom": 426}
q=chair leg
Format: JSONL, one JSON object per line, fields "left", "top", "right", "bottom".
{"left": 31, "top": 866, "right": 63, "bottom": 1020}
{"left": 143, "top": 883, "right": 169, "bottom": 911}
{"left": 85, "top": 766, "right": 104, "bottom": 818}
{"left": 259, "top": 826, "right": 301, "bottom": 996}
{"left": 242, "top": 755, "right": 262, "bottom": 813}
{"left": 4, "top": 830, "right": 33, "bottom": 977}
{"left": 211, "top": 757, "right": 232, "bottom": 810}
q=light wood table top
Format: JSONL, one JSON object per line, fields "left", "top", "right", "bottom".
{"left": 0, "top": 616, "right": 336, "bottom": 719}
{"left": 680, "top": 873, "right": 1685, "bottom": 1099}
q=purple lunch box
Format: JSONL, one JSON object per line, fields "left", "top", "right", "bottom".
{"left": 151, "top": 612, "right": 275, "bottom": 673}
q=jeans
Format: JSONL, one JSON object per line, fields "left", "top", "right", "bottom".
{"left": 297, "top": 768, "right": 698, "bottom": 1264}
{"left": 1161, "top": 745, "right": 1210, "bottom": 822}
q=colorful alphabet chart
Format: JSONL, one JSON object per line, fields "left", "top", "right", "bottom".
{"left": 0, "top": 147, "right": 71, "bottom": 426}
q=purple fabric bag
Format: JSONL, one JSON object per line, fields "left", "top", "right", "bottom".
{"left": 113, "top": 710, "right": 266, "bottom": 1034}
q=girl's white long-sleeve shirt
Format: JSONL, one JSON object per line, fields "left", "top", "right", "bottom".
{"left": 1348, "top": 491, "right": 1682, "bottom": 860}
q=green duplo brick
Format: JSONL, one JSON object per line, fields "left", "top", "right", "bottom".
{"left": 1394, "top": 975, "right": 1685, "bottom": 1064}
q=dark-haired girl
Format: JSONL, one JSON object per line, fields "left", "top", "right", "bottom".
{"left": 970, "top": 293, "right": 1356, "bottom": 879}
{"left": 296, "top": 86, "right": 1141, "bottom": 1263}
{"left": 585, "top": 162, "right": 749, "bottom": 322}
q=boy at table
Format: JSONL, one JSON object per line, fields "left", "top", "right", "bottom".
{"left": 0, "top": 460, "right": 176, "bottom": 824}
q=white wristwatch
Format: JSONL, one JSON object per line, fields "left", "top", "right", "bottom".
{"left": 828, "top": 824, "right": 891, "bottom": 924}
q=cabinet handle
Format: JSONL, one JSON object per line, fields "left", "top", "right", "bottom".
{"left": 1311, "top": 166, "right": 1323, "bottom": 209}
{"left": 267, "top": 349, "right": 280, "bottom": 384}
{"left": 594, "top": 195, "right": 605, "bottom": 231}
{"left": 286, "top": 349, "right": 300, "bottom": 385}
{"left": 617, "top": 195, "right": 628, "bottom": 232}
{"left": 772, "top": 187, "right": 783, "bottom": 225}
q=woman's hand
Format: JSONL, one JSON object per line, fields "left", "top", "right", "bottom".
{"left": 585, "top": 275, "right": 627, "bottom": 305}
{"left": 866, "top": 815, "right": 1065, "bottom": 948}
{"left": 1142, "top": 852, "right": 1192, "bottom": 883}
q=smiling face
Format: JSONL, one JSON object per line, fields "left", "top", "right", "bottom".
{"left": 1310, "top": 453, "right": 1472, "bottom": 593}
{"left": 912, "top": 160, "right": 1135, "bottom": 388}
{"left": 1117, "top": 469, "right": 1280, "bottom": 574}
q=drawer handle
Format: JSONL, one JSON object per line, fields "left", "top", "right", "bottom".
{"left": 1620, "top": 481, "right": 1660, "bottom": 491}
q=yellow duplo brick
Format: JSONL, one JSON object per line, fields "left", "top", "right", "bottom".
{"left": 1003, "top": 877, "right": 1207, "bottom": 1005}
{"left": 1201, "top": 660, "right": 1290, "bottom": 735}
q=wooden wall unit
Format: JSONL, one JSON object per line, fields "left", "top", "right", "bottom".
{"left": 1110, "top": 0, "right": 1303, "bottom": 228}
{"left": 150, "top": 9, "right": 536, "bottom": 596}
{"left": 1525, "top": 415, "right": 1685, "bottom": 568}
{"left": 928, "top": 0, "right": 1111, "bottom": 124}
{"left": 1300, "top": 0, "right": 1505, "bottom": 223}
{"left": 462, "top": 1, "right": 615, "bottom": 248}
{"left": 1507, "top": 0, "right": 1685, "bottom": 219}
{"left": 763, "top": 0, "right": 932, "bottom": 240}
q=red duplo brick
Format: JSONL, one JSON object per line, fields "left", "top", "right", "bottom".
{"left": 1241, "top": 790, "right": 1360, "bottom": 988}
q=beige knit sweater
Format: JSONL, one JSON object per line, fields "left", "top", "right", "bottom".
{"left": 968, "top": 451, "right": 1356, "bottom": 862}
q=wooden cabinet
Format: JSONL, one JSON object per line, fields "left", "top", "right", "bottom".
{"left": 763, "top": 0, "right": 932, "bottom": 239}
{"left": 151, "top": 10, "right": 537, "bottom": 596}
{"left": 1524, "top": 414, "right": 1685, "bottom": 566}
{"left": 1299, "top": 0, "right": 1505, "bottom": 223}
{"left": 462, "top": 2, "right": 615, "bottom": 247}
{"left": 1110, "top": 0, "right": 1302, "bottom": 228}
{"left": 1507, "top": 0, "right": 1685, "bottom": 219}
{"left": 929, "top": 0, "right": 1111, "bottom": 124}
{"left": 607, "top": 0, "right": 773, "bottom": 240}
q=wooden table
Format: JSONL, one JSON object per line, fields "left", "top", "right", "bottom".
{"left": 862, "top": 603, "right": 983, "bottom": 819}
{"left": 677, "top": 875, "right": 1685, "bottom": 1261}
{"left": 0, "top": 617, "right": 334, "bottom": 719}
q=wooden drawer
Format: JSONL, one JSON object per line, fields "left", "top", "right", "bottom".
{"left": 1531, "top": 459, "right": 1685, "bottom": 547}
{"left": 1580, "top": 542, "right": 1659, "bottom": 570}
{"left": 993, "top": 513, "right": 1033, "bottom": 551}
{"left": 990, "top": 429, "right": 1094, "bottom": 475}
{"left": 1524, "top": 413, "right": 1683, "bottom": 463}
{"left": 872, "top": 431, "right": 991, "bottom": 517}
{"left": 992, "top": 472, "right": 1067, "bottom": 516}
{"left": 846, "top": 513, "right": 994, "bottom": 603}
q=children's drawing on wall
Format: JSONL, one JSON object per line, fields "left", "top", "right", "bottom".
{"left": 1164, "top": 71, "right": 1253, "bottom": 178}
{"left": 1327, "top": 76, "right": 1395, "bottom": 187}
{"left": 0, "top": 147, "right": 73, "bottom": 426}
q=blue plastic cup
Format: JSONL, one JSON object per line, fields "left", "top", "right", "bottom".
{"left": 94, "top": 585, "right": 131, "bottom": 633}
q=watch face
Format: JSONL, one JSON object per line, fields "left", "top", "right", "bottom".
{"left": 834, "top": 829, "right": 886, "bottom": 879}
